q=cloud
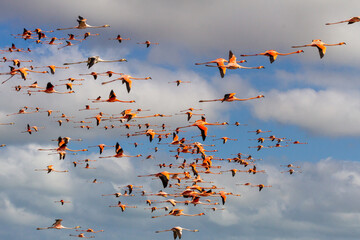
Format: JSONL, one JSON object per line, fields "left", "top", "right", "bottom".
{"left": 250, "top": 88, "right": 360, "bottom": 136}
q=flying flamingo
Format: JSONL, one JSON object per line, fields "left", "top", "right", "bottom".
{"left": 102, "top": 74, "right": 151, "bottom": 93}
{"left": 248, "top": 129, "right": 272, "bottom": 135}
{"left": 83, "top": 32, "right": 99, "bottom": 40}
{"left": 292, "top": 39, "right": 346, "bottom": 58}
{"left": 251, "top": 184, "right": 272, "bottom": 191}
{"left": 168, "top": 80, "right": 191, "bottom": 86}
{"left": 99, "top": 142, "right": 142, "bottom": 159}
{"left": 326, "top": 17, "right": 360, "bottom": 25}
{"left": 34, "top": 165, "right": 68, "bottom": 173}
{"left": 88, "top": 144, "right": 114, "bottom": 154}
{"left": 138, "top": 171, "right": 185, "bottom": 188}
{"left": 92, "top": 90, "right": 135, "bottom": 103}
{"left": 28, "top": 82, "right": 74, "bottom": 94}
{"left": 137, "top": 40, "right": 159, "bottom": 48}
{"left": 109, "top": 201, "right": 137, "bottom": 212}
{"left": 36, "top": 219, "right": 80, "bottom": 230}
{"left": 200, "top": 93, "right": 264, "bottom": 103}
{"left": 177, "top": 116, "right": 228, "bottom": 141}
{"left": 76, "top": 228, "right": 104, "bottom": 233}
{"left": 69, "top": 233, "right": 94, "bottom": 238}
{"left": 151, "top": 208, "right": 205, "bottom": 218}
{"left": 109, "top": 34, "right": 131, "bottom": 43}
{"left": 240, "top": 49, "right": 304, "bottom": 63}
{"left": 64, "top": 56, "right": 127, "bottom": 69}
{"left": 54, "top": 199, "right": 71, "bottom": 205}
{"left": 206, "top": 51, "right": 264, "bottom": 77}
{"left": 58, "top": 41, "right": 80, "bottom": 49}
{"left": 78, "top": 105, "right": 99, "bottom": 111}
{"left": 57, "top": 16, "right": 110, "bottom": 30}
{"left": 79, "top": 71, "right": 99, "bottom": 80}
{"left": 155, "top": 226, "right": 199, "bottom": 240}
{"left": 98, "top": 70, "right": 124, "bottom": 77}
{"left": 195, "top": 57, "right": 246, "bottom": 78}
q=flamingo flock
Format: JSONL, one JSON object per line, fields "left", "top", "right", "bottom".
{"left": 1, "top": 13, "right": 351, "bottom": 240}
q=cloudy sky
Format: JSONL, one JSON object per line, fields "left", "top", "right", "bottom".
{"left": 0, "top": 1, "right": 360, "bottom": 239}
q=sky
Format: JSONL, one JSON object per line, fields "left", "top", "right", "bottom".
{"left": 1, "top": 1, "right": 360, "bottom": 239}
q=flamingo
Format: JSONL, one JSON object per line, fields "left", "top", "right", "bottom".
{"left": 92, "top": 90, "right": 135, "bottom": 103}
{"left": 326, "top": 17, "right": 360, "bottom": 25}
{"left": 83, "top": 32, "right": 99, "bottom": 40}
{"left": 196, "top": 57, "right": 247, "bottom": 78}
{"left": 248, "top": 129, "right": 272, "bottom": 135}
{"left": 206, "top": 51, "right": 264, "bottom": 77}
{"left": 102, "top": 74, "right": 151, "bottom": 93}
{"left": 36, "top": 219, "right": 80, "bottom": 230}
{"left": 155, "top": 226, "right": 199, "bottom": 240}
{"left": 99, "top": 142, "right": 142, "bottom": 159}
{"left": 109, "top": 34, "right": 130, "bottom": 43}
{"left": 64, "top": 56, "right": 127, "bottom": 69}
{"left": 79, "top": 71, "right": 99, "bottom": 80}
{"left": 152, "top": 208, "right": 205, "bottom": 218}
{"left": 58, "top": 41, "right": 79, "bottom": 49}
{"left": 28, "top": 82, "right": 74, "bottom": 94}
{"left": 177, "top": 116, "right": 228, "bottom": 141}
{"left": 57, "top": 16, "right": 110, "bottom": 30}
{"left": 109, "top": 201, "right": 137, "bottom": 212}
{"left": 138, "top": 171, "right": 186, "bottom": 188}
{"left": 76, "top": 228, "right": 104, "bottom": 233}
{"left": 241, "top": 49, "right": 304, "bottom": 63}
{"left": 292, "top": 39, "right": 346, "bottom": 58}
{"left": 69, "top": 233, "right": 94, "bottom": 238}
{"left": 98, "top": 70, "right": 124, "bottom": 78}
{"left": 34, "top": 165, "right": 68, "bottom": 173}
{"left": 251, "top": 184, "right": 272, "bottom": 191}
{"left": 168, "top": 80, "right": 191, "bottom": 86}
{"left": 88, "top": 144, "right": 114, "bottom": 154}
{"left": 200, "top": 93, "right": 264, "bottom": 103}
{"left": 137, "top": 40, "right": 159, "bottom": 48}
{"left": 54, "top": 199, "right": 71, "bottom": 205}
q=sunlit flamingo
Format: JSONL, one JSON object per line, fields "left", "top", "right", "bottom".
{"left": 83, "top": 32, "right": 99, "bottom": 40}
{"left": 37, "top": 219, "right": 80, "bottom": 230}
{"left": 64, "top": 56, "right": 127, "bottom": 69}
{"left": 200, "top": 93, "right": 264, "bottom": 103}
{"left": 28, "top": 82, "right": 74, "bottom": 94}
{"left": 109, "top": 201, "right": 137, "bottom": 212}
{"left": 292, "top": 39, "right": 346, "bottom": 58}
{"left": 241, "top": 49, "right": 304, "bottom": 63}
{"left": 54, "top": 199, "right": 71, "bottom": 205}
{"left": 281, "top": 164, "right": 301, "bottom": 168}
{"left": 251, "top": 184, "right": 272, "bottom": 191}
{"left": 137, "top": 40, "right": 159, "bottom": 48}
{"left": 168, "top": 80, "right": 191, "bottom": 86}
{"left": 69, "top": 233, "right": 94, "bottom": 238}
{"left": 152, "top": 208, "right": 205, "bottom": 218}
{"left": 195, "top": 57, "right": 246, "bottom": 78}
{"left": 99, "top": 142, "right": 142, "bottom": 159}
{"left": 58, "top": 41, "right": 79, "bottom": 49}
{"left": 326, "top": 17, "right": 360, "bottom": 25}
{"left": 35, "top": 165, "right": 68, "bottom": 173}
{"left": 156, "top": 226, "right": 199, "bottom": 239}
{"left": 79, "top": 72, "right": 99, "bottom": 80}
{"left": 102, "top": 74, "right": 151, "bottom": 93}
{"left": 92, "top": 90, "right": 135, "bottom": 103}
{"left": 78, "top": 105, "right": 99, "bottom": 111}
{"left": 206, "top": 51, "right": 264, "bottom": 77}
{"left": 88, "top": 144, "right": 114, "bottom": 154}
{"left": 57, "top": 16, "right": 110, "bottom": 30}
{"left": 248, "top": 129, "right": 272, "bottom": 135}
{"left": 281, "top": 169, "right": 302, "bottom": 175}
{"left": 109, "top": 34, "right": 130, "bottom": 43}
{"left": 98, "top": 70, "right": 124, "bottom": 78}
{"left": 76, "top": 228, "right": 104, "bottom": 233}
{"left": 138, "top": 171, "right": 186, "bottom": 188}
{"left": 177, "top": 116, "right": 228, "bottom": 141}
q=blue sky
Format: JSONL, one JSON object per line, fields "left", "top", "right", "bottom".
{"left": 1, "top": 1, "right": 360, "bottom": 240}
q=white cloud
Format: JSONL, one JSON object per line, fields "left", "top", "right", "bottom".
{"left": 250, "top": 88, "right": 360, "bottom": 136}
